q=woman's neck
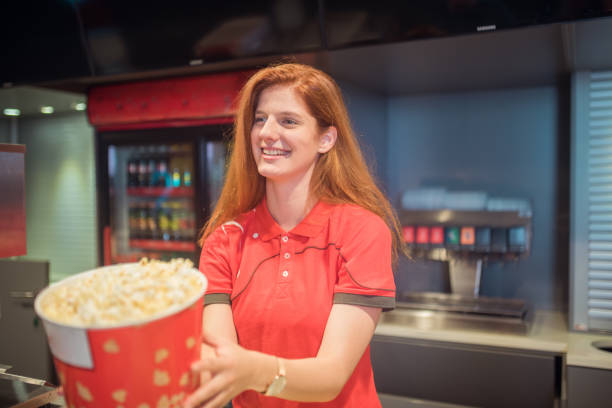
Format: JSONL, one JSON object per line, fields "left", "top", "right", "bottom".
{"left": 265, "top": 177, "right": 316, "bottom": 232}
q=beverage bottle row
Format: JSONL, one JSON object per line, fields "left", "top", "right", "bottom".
{"left": 128, "top": 201, "right": 195, "bottom": 241}
{"left": 127, "top": 146, "right": 192, "bottom": 188}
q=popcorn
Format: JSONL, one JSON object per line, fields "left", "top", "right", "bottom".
{"left": 40, "top": 258, "right": 202, "bottom": 326}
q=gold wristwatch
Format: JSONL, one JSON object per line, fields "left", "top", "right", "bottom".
{"left": 264, "top": 357, "right": 287, "bottom": 397}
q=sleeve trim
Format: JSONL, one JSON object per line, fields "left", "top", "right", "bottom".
{"left": 333, "top": 293, "right": 395, "bottom": 312}
{"left": 204, "top": 293, "right": 231, "bottom": 305}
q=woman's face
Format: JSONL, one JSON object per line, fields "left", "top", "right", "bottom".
{"left": 250, "top": 84, "right": 334, "bottom": 185}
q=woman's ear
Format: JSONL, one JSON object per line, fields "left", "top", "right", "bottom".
{"left": 318, "top": 126, "right": 337, "bottom": 154}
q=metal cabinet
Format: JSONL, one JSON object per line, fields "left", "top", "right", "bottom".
{"left": 567, "top": 366, "right": 612, "bottom": 408}
{"left": 0, "top": 259, "right": 52, "bottom": 381}
{"left": 372, "top": 335, "right": 562, "bottom": 408}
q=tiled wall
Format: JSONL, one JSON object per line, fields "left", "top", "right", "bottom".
{"left": 339, "top": 80, "right": 388, "bottom": 190}
{"left": 16, "top": 113, "right": 98, "bottom": 282}
{"left": 0, "top": 119, "right": 11, "bottom": 142}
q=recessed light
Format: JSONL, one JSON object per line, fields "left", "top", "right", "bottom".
{"left": 41, "top": 106, "right": 54, "bottom": 114}
{"left": 3, "top": 108, "right": 20, "bottom": 116}
{"left": 74, "top": 102, "right": 86, "bottom": 111}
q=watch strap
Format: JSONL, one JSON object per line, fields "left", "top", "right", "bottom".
{"left": 263, "top": 357, "right": 286, "bottom": 396}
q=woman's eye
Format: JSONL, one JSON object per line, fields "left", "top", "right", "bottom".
{"left": 254, "top": 116, "right": 265, "bottom": 124}
{"left": 282, "top": 118, "right": 297, "bottom": 125}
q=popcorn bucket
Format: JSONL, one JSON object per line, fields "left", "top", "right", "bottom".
{"left": 34, "top": 262, "right": 207, "bottom": 408}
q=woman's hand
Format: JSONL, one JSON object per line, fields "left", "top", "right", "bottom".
{"left": 183, "top": 333, "right": 273, "bottom": 408}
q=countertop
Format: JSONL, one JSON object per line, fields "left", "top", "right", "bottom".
{"left": 375, "top": 308, "right": 612, "bottom": 370}
{"left": 567, "top": 331, "right": 612, "bottom": 370}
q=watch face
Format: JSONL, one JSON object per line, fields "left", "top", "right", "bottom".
{"left": 266, "top": 375, "right": 287, "bottom": 396}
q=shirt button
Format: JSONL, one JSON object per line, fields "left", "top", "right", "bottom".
{"left": 282, "top": 270, "right": 289, "bottom": 277}
{"left": 282, "top": 236, "right": 288, "bottom": 242}
{"left": 284, "top": 252, "right": 290, "bottom": 259}
{"left": 252, "top": 233, "right": 259, "bottom": 239}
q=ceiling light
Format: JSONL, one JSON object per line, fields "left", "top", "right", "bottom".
{"left": 41, "top": 106, "right": 54, "bottom": 114}
{"left": 74, "top": 102, "right": 86, "bottom": 111}
{"left": 3, "top": 108, "right": 20, "bottom": 116}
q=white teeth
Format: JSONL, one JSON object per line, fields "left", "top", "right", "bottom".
{"left": 262, "top": 148, "right": 287, "bottom": 156}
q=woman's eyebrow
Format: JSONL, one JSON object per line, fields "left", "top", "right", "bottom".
{"left": 255, "top": 109, "right": 303, "bottom": 118}
{"left": 279, "top": 111, "right": 303, "bottom": 118}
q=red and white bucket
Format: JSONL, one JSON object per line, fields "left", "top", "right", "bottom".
{"left": 34, "top": 262, "right": 207, "bottom": 408}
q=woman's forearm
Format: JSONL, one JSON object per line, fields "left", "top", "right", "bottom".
{"left": 264, "top": 355, "right": 349, "bottom": 402}
{"left": 247, "top": 305, "right": 380, "bottom": 402}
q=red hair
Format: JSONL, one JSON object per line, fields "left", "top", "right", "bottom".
{"left": 199, "top": 63, "right": 406, "bottom": 261}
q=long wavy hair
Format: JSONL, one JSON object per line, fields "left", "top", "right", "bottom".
{"left": 199, "top": 63, "right": 406, "bottom": 261}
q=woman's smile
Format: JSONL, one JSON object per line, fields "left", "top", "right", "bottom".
{"left": 261, "top": 147, "right": 291, "bottom": 158}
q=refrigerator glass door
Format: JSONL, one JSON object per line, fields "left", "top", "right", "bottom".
{"left": 108, "top": 143, "right": 197, "bottom": 264}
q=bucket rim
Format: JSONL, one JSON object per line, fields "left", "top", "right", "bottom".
{"left": 34, "top": 262, "right": 207, "bottom": 330}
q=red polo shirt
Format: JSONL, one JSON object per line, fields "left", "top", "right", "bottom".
{"left": 200, "top": 199, "right": 396, "bottom": 407}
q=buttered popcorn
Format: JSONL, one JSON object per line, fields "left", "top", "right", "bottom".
{"left": 40, "top": 258, "right": 203, "bottom": 326}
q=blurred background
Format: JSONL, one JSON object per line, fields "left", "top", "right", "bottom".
{"left": 2, "top": 1, "right": 612, "bottom": 407}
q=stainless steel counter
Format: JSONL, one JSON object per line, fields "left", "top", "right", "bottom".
{"left": 377, "top": 308, "right": 612, "bottom": 368}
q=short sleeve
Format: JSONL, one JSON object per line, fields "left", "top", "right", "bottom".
{"left": 334, "top": 210, "right": 396, "bottom": 311}
{"left": 199, "top": 227, "right": 233, "bottom": 305}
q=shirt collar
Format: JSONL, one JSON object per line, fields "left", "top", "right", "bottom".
{"left": 255, "top": 197, "right": 333, "bottom": 241}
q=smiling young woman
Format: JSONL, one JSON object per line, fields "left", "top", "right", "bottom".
{"left": 199, "top": 63, "right": 404, "bottom": 261}
{"left": 189, "top": 63, "right": 407, "bottom": 408}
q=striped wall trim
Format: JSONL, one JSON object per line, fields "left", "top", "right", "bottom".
{"left": 204, "top": 293, "right": 231, "bottom": 305}
{"left": 333, "top": 293, "right": 396, "bottom": 311}
{"left": 574, "top": 70, "right": 612, "bottom": 331}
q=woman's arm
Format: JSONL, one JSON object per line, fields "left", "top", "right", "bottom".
{"left": 277, "top": 304, "right": 381, "bottom": 401}
{"left": 202, "top": 304, "right": 238, "bottom": 344}
{"left": 184, "top": 303, "right": 381, "bottom": 408}
{"left": 199, "top": 303, "right": 238, "bottom": 377}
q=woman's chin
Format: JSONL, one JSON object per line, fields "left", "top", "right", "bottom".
{"left": 257, "top": 167, "right": 283, "bottom": 180}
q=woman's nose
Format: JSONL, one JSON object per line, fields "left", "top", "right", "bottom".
{"left": 259, "top": 117, "right": 278, "bottom": 141}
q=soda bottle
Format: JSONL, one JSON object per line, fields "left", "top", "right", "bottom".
{"left": 158, "top": 202, "right": 171, "bottom": 241}
{"left": 147, "top": 159, "right": 156, "bottom": 188}
{"left": 138, "top": 204, "right": 148, "bottom": 239}
{"left": 183, "top": 169, "right": 192, "bottom": 187}
{"left": 147, "top": 202, "right": 159, "bottom": 240}
{"left": 127, "top": 159, "right": 138, "bottom": 187}
{"left": 138, "top": 159, "right": 148, "bottom": 187}
{"left": 172, "top": 167, "right": 181, "bottom": 188}
{"left": 170, "top": 202, "right": 181, "bottom": 241}
{"left": 157, "top": 158, "right": 171, "bottom": 187}
{"left": 176, "top": 202, "right": 189, "bottom": 241}
{"left": 128, "top": 202, "right": 140, "bottom": 239}
{"left": 183, "top": 157, "right": 193, "bottom": 187}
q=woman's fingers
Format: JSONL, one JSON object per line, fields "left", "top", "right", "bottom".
{"left": 199, "top": 369, "right": 212, "bottom": 385}
{"left": 192, "top": 355, "right": 223, "bottom": 373}
{"left": 201, "top": 390, "right": 233, "bottom": 408}
{"left": 185, "top": 341, "right": 254, "bottom": 407}
{"left": 184, "top": 372, "right": 233, "bottom": 408}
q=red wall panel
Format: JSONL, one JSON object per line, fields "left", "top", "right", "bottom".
{"left": 87, "top": 70, "right": 254, "bottom": 129}
{"left": 0, "top": 144, "right": 26, "bottom": 258}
